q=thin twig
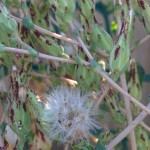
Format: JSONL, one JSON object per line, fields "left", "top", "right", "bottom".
{"left": 13, "top": 14, "right": 110, "bottom": 58}
{"left": 4, "top": 47, "right": 77, "bottom": 64}
{"left": 96, "top": 69, "right": 150, "bottom": 114}
{"left": 94, "top": 84, "right": 110, "bottom": 109}
{"left": 78, "top": 37, "right": 150, "bottom": 114}
{"left": 11, "top": 15, "right": 80, "bottom": 46}
{"left": 16, "top": 33, "right": 90, "bottom": 66}
{"left": 120, "top": 74, "right": 137, "bottom": 150}
{"left": 120, "top": 75, "right": 132, "bottom": 123}
{"left": 77, "top": 37, "right": 93, "bottom": 60}
{"left": 106, "top": 103, "right": 150, "bottom": 150}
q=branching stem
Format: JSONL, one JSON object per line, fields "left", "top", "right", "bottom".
{"left": 106, "top": 103, "right": 150, "bottom": 150}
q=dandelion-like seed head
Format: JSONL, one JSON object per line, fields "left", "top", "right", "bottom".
{"left": 42, "top": 86, "right": 100, "bottom": 143}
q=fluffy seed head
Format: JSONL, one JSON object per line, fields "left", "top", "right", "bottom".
{"left": 41, "top": 86, "right": 100, "bottom": 142}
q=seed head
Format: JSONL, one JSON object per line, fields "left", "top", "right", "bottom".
{"left": 41, "top": 86, "right": 100, "bottom": 142}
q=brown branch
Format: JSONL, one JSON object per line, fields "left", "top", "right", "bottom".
{"left": 119, "top": 106, "right": 150, "bottom": 133}
{"left": 120, "top": 74, "right": 137, "bottom": 150}
{"left": 11, "top": 15, "right": 80, "bottom": 46}
{"left": 4, "top": 47, "right": 77, "bottom": 64}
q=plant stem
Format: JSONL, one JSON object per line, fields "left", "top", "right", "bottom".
{"left": 96, "top": 69, "right": 150, "bottom": 114}
{"left": 77, "top": 37, "right": 93, "bottom": 60}
{"left": 119, "top": 107, "right": 150, "bottom": 133}
{"left": 106, "top": 103, "right": 150, "bottom": 150}
{"left": 120, "top": 74, "right": 137, "bottom": 150}
{"left": 11, "top": 15, "right": 80, "bottom": 46}
{"left": 95, "top": 84, "right": 110, "bottom": 109}
{"left": 4, "top": 47, "right": 76, "bottom": 64}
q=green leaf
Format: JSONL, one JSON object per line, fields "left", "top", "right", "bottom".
{"left": 0, "top": 43, "right": 5, "bottom": 52}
